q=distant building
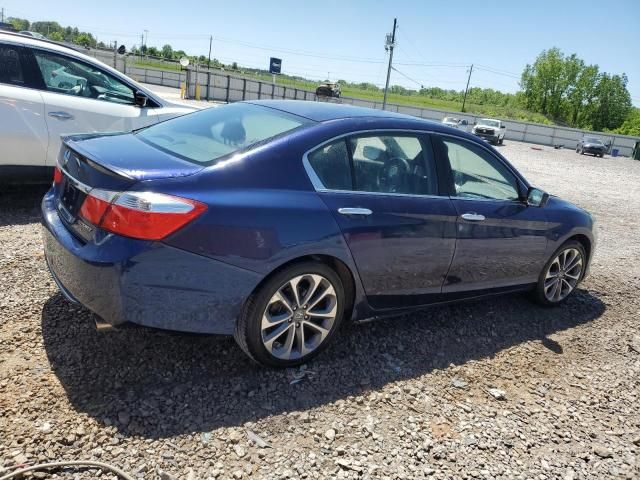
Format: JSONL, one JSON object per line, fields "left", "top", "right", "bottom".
{"left": 0, "top": 22, "right": 17, "bottom": 32}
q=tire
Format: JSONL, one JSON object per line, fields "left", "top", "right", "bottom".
{"left": 599, "top": 153, "right": 604, "bottom": 158}
{"left": 580, "top": 148, "right": 584, "bottom": 155}
{"left": 531, "top": 240, "right": 586, "bottom": 306}
{"left": 499, "top": 137, "right": 504, "bottom": 145}
{"left": 234, "top": 261, "right": 346, "bottom": 367}
{"left": 576, "top": 146, "right": 580, "bottom": 153}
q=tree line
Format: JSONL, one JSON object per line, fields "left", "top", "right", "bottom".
{"left": 6, "top": 16, "right": 638, "bottom": 135}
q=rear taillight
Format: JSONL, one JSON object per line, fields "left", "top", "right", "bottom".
{"left": 53, "top": 166, "right": 63, "bottom": 186}
{"left": 79, "top": 190, "right": 206, "bottom": 241}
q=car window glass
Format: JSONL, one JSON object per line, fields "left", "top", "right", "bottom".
{"left": 137, "top": 102, "right": 308, "bottom": 164}
{"left": 307, "top": 140, "right": 352, "bottom": 190}
{"left": 440, "top": 137, "right": 519, "bottom": 200}
{"left": 0, "top": 44, "right": 25, "bottom": 86}
{"left": 32, "top": 50, "right": 134, "bottom": 105}
{"left": 349, "top": 135, "right": 438, "bottom": 195}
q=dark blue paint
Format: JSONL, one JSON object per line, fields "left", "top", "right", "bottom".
{"left": 42, "top": 100, "right": 595, "bottom": 335}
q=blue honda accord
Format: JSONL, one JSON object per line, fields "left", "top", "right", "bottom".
{"left": 42, "top": 100, "right": 595, "bottom": 367}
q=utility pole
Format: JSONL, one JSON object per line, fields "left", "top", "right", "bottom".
{"left": 461, "top": 64, "right": 473, "bottom": 112}
{"left": 143, "top": 30, "right": 148, "bottom": 48}
{"left": 207, "top": 35, "right": 212, "bottom": 70}
{"left": 382, "top": 18, "right": 397, "bottom": 110}
{"left": 113, "top": 40, "right": 117, "bottom": 69}
{"left": 1, "top": 8, "right": 4, "bottom": 23}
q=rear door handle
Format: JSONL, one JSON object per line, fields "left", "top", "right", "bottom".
{"left": 460, "top": 213, "right": 486, "bottom": 222}
{"left": 48, "top": 111, "right": 74, "bottom": 120}
{"left": 338, "top": 207, "right": 372, "bottom": 216}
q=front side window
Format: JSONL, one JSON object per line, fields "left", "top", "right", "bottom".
{"left": 137, "top": 103, "right": 309, "bottom": 164}
{"left": 349, "top": 135, "right": 438, "bottom": 195}
{"left": 0, "top": 44, "right": 25, "bottom": 86}
{"left": 32, "top": 50, "right": 135, "bottom": 105}
{"left": 438, "top": 137, "right": 520, "bottom": 201}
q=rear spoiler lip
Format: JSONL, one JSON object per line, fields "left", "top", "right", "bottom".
{"left": 61, "top": 135, "right": 135, "bottom": 180}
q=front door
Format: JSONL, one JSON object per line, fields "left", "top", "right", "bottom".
{"left": 305, "top": 132, "right": 457, "bottom": 309}
{"left": 432, "top": 135, "right": 550, "bottom": 293}
{"left": 28, "top": 48, "right": 158, "bottom": 166}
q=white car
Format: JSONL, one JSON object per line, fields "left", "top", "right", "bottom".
{"left": 442, "top": 116, "right": 470, "bottom": 132}
{"left": 0, "top": 31, "right": 196, "bottom": 182}
{"left": 472, "top": 118, "right": 506, "bottom": 145}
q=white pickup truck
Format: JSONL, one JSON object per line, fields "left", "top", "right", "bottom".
{"left": 472, "top": 118, "right": 506, "bottom": 145}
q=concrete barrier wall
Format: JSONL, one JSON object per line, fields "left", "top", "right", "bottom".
{"left": 82, "top": 51, "right": 640, "bottom": 157}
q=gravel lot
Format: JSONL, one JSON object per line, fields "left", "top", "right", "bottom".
{"left": 1, "top": 141, "right": 639, "bottom": 480}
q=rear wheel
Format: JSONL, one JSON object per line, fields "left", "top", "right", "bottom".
{"left": 532, "top": 241, "right": 586, "bottom": 306}
{"left": 234, "top": 262, "right": 345, "bottom": 367}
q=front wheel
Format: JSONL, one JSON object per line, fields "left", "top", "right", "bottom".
{"left": 532, "top": 241, "right": 586, "bottom": 306}
{"left": 234, "top": 262, "right": 345, "bottom": 367}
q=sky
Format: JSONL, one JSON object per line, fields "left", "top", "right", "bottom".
{"left": 3, "top": 0, "right": 639, "bottom": 105}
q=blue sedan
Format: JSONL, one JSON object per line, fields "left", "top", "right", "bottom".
{"left": 42, "top": 101, "right": 595, "bottom": 367}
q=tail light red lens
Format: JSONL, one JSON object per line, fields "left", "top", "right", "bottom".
{"left": 53, "top": 166, "right": 63, "bottom": 186}
{"left": 79, "top": 190, "right": 206, "bottom": 241}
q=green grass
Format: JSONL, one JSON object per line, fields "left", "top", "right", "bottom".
{"left": 133, "top": 60, "right": 553, "bottom": 125}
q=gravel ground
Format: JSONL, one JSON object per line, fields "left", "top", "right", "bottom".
{"left": 1, "top": 141, "right": 639, "bottom": 480}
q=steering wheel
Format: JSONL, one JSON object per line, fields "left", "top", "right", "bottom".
{"left": 377, "top": 157, "right": 410, "bottom": 193}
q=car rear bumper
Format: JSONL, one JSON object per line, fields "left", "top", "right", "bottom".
{"left": 42, "top": 189, "right": 262, "bottom": 335}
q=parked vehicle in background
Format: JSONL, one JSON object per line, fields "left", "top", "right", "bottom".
{"left": 472, "top": 118, "right": 506, "bottom": 145}
{"left": 316, "top": 82, "right": 341, "bottom": 98}
{"left": 43, "top": 100, "right": 595, "bottom": 367}
{"left": 442, "top": 116, "right": 470, "bottom": 132}
{"left": 0, "top": 31, "right": 196, "bottom": 183}
{"left": 576, "top": 136, "right": 606, "bottom": 157}
{"left": 18, "top": 31, "right": 46, "bottom": 40}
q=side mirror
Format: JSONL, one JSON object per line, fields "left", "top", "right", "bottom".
{"left": 526, "top": 187, "right": 549, "bottom": 207}
{"left": 134, "top": 90, "right": 148, "bottom": 107}
{"left": 501, "top": 125, "right": 506, "bottom": 129}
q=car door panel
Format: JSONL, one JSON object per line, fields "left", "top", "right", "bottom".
{"left": 40, "top": 91, "right": 158, "bottom": 166}
{"left": 320, "top": 192, "right": 457, "bottom": 308}
{"left": 305, "top": 132, "right": 457, "bottom": 310}
{"left": 0, "top": 84, "right": 48, "bottom": 168}
{"left": 29, "top": 48, "right": 159, "bottom": 166}
{"left": 432, "top": 134, "right": 552, "bottom": 294}
{"left": 444, "top": 199, "right": 549, "bottom": 292}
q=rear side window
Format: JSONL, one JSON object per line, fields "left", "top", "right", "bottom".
{"left": 306, "top": 140, "right": 352, "bottom": 190}
{"left": 137, "top": 103, "right": 309, "bottom": 164}
{"left": 0, "top": 44, "right": 25, "bottom": 86}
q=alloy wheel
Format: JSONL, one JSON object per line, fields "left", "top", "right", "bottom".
{"left": 543, "top": 248, "right": 584, "bottom": 302}
{"left": 260, "top": 274, "right": 338, "bottom": 360}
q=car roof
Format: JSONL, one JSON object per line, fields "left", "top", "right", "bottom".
{"left": 247, "top": 99, "right": 426, "bottom": 123}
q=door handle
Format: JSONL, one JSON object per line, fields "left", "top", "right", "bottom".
{"left": 48, "top": 111, "right": 74, "bottom": 120}
{"left": 460, "top": 213, "right": 486, "bottom": 222}
{"left": 338, "top": 207, "right": 372, "bottom": 216}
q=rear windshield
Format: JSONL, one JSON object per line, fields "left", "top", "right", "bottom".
{"left": 136, "top": 103, "right": 310, "bottom": 164}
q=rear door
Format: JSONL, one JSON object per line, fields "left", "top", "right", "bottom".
{"left": 0, "top": 42, "right": 48, "bottom": 171}
{"left": 305, "top": 132, "right": 457, "bottom": 310}
{"left": 28, "top": 48, "right": 159, "bottom": 167}
{"left": 432, "top": 134, "right": 550, "bottom": 293}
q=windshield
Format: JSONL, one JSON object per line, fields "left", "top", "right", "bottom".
{"left": 478, "top": 119, "right": 500, "bottom": 128}
{"left": 137, "top": 103, "right": 310, "bottom": 164}
{"left": 584, "top": 137, "right": 603, "bottom": 145}
{"left": 443, "top": 117, "right": 458, "bottom": 123}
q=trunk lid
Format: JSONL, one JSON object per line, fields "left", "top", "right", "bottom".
{"left": 55, "top": 132, "right": 204, "bottom": 241}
